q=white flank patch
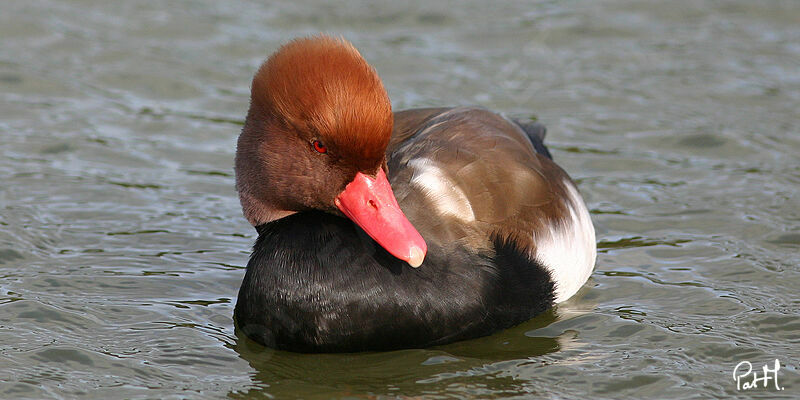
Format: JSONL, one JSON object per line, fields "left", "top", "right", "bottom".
{"left": 408, "top": 158, "right": 476, "bottom": 222}
{"left": 534, "top": 180, "right": 597, "bottom": 303}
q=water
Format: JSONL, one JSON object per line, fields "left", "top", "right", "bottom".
{"left": 1, "top": 0, "right": 798, "bottom": 398}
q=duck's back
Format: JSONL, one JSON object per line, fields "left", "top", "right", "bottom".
{"left": 388, "top": 107, "right": 596, "bottom": 302}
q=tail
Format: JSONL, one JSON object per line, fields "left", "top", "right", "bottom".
{"left": 513, "top": 119, "right": 552, "bottom": 160}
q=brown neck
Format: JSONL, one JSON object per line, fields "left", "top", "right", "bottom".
{"left": 238, "top": 189, "right": 296, "bottom": 227}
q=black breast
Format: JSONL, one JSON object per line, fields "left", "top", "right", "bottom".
{"left": 234, "top": 211, "right": 556, "bottom": 352}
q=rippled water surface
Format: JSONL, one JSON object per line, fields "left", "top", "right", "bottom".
{"left": 2, "top": 1, "right": 799, "bottom": 398}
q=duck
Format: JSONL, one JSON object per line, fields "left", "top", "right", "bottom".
{"left": 233, "top": 35, "right": 596, "bottom": 353}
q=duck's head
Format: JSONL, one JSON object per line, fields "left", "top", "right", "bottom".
{"left": 235, "top": 35, "right": 426, "bottom": 267}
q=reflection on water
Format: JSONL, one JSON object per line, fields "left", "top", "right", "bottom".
{"left": 1, "top": 0, "right": 799, "bottom": 398}
{"left": 232, "top": 310, "right": 563, "bottom": 398}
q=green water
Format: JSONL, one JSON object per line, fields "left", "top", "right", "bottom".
{"left": 1, "top": 1, "right": 799, "bottom": 398}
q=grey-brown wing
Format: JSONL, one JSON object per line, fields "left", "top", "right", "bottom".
{"left": 388, "top": 107, "right": 573, "bottom": 252}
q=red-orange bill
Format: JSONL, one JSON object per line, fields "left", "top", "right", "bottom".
{"left": 335, "top": 169, "right": 427, "bottom": 267}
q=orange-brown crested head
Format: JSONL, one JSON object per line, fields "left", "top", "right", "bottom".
{"left": 252, "top": 35, "right": 392, "bottom": 168}
{"left": 236, "top": 35, "right": 427, "bottom": 267}
{"left": 236, "top": 35, "right": 395, "bottom": 226}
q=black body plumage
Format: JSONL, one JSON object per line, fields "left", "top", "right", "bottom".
{"left": 234, "top": 212, "right": 555, "bottom": 352}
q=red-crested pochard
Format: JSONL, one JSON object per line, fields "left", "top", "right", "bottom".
{"left": 234, "top": 35, "right": 596, "bottom": 352}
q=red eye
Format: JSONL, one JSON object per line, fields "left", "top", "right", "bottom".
{"left": 312, "top": 140, "right": 327, "bottom": 154}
